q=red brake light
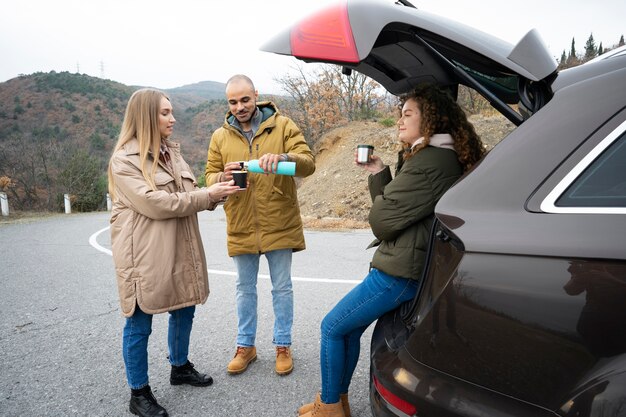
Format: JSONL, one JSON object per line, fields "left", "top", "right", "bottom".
{"left": 373, "top": 374, "right": 417, "bottom": 416}
{"left": 290, "top": 3, "right": 360, "bottom": 63}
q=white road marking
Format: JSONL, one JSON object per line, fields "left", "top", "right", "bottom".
{"left": 89, "top": 226, "right": 112, "bottom": 255}
{"left": 90, "top": 226, "right": 361, "bottom": 284}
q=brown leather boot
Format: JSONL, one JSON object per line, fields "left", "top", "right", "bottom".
{"left": 227, "top": 346, "right": 257, "bottom": 375}
{"left": 299, "top": 393, "right": 350, "bottom": 417}
{"left": 275, "top": 346, "right": 293, "bottom": 375}
{"left": 299, "top": 393, "right": 346, "bottom": 417}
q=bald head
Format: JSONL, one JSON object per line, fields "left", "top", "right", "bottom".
{"left": 225, "top": 74, "right": 258, "bottom": 130}
{"left": 226, "top": 74, "right": 255, "bottom": 92}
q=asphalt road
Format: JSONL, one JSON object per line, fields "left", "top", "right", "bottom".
{"left": 0, "top": 208, "right": 377, "bottom": 417}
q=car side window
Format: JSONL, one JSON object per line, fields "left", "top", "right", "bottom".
{"left": 557, "top": 132, "right": 626, "bottom": 208}
{"left": 540, "top": 119, "right": 626, "bottom": 214}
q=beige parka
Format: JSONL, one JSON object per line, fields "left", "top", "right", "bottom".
{"left": 205, "top": 101, "right": 315, "bottom": 256}
{"left": 110, "top": 138, "right": 213, "bottom": 317}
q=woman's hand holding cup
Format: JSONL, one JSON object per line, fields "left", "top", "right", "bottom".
{"left": 207, "top": 180, "right": 240, "bottom": 203}
{"left": 354, "top": 150, "right": 385, "bottom": 174}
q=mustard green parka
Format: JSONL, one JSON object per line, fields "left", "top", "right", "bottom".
{"left": 205, "top": 101, "right": 315, "bottom": 256}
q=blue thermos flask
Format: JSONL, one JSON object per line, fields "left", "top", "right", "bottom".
{"left": 244, "top": 159, "right": 296, "bottom": 176}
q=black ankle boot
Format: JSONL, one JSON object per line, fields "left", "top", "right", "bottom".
{"left": 170, "top": 361, "right": 213, "bottom": 387}
{"left": 129, "top": 385, "right": 168, "bottom": 417}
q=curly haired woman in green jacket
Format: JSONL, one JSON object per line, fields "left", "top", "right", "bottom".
{"left": 299, "top": 84, "right": 485, "bottom": 417}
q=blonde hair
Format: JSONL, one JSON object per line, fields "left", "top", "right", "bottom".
{"left": 108, "top": 88, "right": 169, "bottom": 199}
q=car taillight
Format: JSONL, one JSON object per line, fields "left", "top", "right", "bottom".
{"left": 373, "top": 374, "right": 417, "bottom": 416}
{"left": 289, "top": 2, "right": 360, "bottom": 63}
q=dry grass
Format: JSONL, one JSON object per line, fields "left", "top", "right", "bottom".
{"left": 0, "top": 210, "right": 60, "bottom": 225}
{"left": 301, "top": 216, "right": 369, "bottom": 231}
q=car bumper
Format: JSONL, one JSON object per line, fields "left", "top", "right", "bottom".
{"left": 369, "top": 310, "right": 558, "bottom": 417}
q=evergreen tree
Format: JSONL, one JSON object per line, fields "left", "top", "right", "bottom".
{"left": 619, "top": 35, "right": 625, "bottom": 47}
{"left": 559, "top": 50, "right": 567, "bottom": 68}
{"left": 598, "top": 42, "right": 603, "bottom": 55}
{"left": 584, "top": 33, "right": 597, "bottom": 61}
{"left": 567, "top": 38, "right": 578, "bottom": 66}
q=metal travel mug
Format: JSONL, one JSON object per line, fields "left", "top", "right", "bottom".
{"left": 356, "top": 144, "right": 374, "bottom": 163}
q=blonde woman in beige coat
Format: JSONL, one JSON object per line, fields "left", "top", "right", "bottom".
{"left": 108, "top": 88, "right": 239, "bottom": 417}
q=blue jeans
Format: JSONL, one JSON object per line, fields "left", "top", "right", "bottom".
{"left": 122, "top": 305, "right": 195, "bottom": 389}
{"left": 320, "top": 268, "right": 419, "bottom": 404}
{"left": 232, "top": 249, "right": 293, "bottom": 347}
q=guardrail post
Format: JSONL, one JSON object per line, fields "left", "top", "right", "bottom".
{"left": 0, "top": 192, "right": 8, "bottom": 216}
{"left": 64, "top": 193, "right": 71, "bottom": 214}
{"left": 106, "top": 193, "right": 112, "bottom": 211}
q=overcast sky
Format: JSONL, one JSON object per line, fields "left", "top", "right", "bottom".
{"left": 2, "top": 0, "right": 624, "bottom": 94}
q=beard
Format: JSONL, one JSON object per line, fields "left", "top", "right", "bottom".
{"left": 236, "top": 113, "right": 252, "bottom": 123}
{"left": 235, "top": 107, "right": 255, "bottom": 124}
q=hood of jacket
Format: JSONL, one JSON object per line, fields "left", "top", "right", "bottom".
{"left": 226, "top": 102, "right": 277, "bottom": 135}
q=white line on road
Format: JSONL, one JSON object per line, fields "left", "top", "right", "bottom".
{"left": 89, "top": 226, "right": 112, "bottom": 255}
{"left": 89, "top": 226, "right": 361, "bottom": 285}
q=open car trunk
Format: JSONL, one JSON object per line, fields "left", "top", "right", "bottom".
{"left": 261, "top": 0, "right": 558, "bottom": 125}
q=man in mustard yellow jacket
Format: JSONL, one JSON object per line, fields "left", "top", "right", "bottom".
{"left": 205, "top": 74, "right": 315, "bottom": 376}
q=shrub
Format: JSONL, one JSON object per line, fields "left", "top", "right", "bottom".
{"left": 379, "top": 118, "right": 395, "bottom": 127}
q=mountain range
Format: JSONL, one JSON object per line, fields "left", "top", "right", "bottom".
{"left": 0, "top": 71, "right": 292, "bottom": 211}
{"left": 0, "top": 71, "right": 264, "bottom": 175}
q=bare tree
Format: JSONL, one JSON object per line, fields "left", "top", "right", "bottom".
{"left": 0, "top": 133, "right": 68, "bottom": 211}
{"left": 274, "top": 64, "right": 344, "bottom": 147}
{"left": 321, "top": 66, "right": 385, "bottom": 120}
{"left": 274, "top": 63, "right": 386, "bottom": 147}
{"left": 0, "top": 137, "right": 45, "bottom": 210}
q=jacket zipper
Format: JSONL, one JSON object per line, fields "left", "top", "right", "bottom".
{"left": 252, "top": 142, "right": 262, "bottom": 252}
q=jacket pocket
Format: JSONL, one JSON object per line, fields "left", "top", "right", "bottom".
{"left": 155, "top": 171, "right": 175, "bottom": 188}
{"left": 225, "top": 195, "right": 254, "bottom": 235}
{"left": 266, "top": 185, "right": 300, "bottom": 232}
{"left": 111, "top": 210, "right": 134, "bottom": 269}
{"left": 180, "top": 170, "right": 198, "bottom": 191}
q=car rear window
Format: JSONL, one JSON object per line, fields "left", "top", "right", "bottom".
{"left": 557, "top": 132, "right": 626, "bottom": 208}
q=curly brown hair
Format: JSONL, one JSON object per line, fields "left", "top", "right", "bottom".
{"left": 399, "top": 84, "right": 485, "bottom": 172}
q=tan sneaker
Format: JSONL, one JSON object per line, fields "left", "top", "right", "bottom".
{"left": 275, "top": 346, "right": 293, "bottom": 375}
{"left": 227, "top": 346, "right": 257, "bottom": 375}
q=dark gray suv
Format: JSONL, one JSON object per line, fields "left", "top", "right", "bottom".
{"left": 262, "top": 0, "right": 626, "bottom": 416}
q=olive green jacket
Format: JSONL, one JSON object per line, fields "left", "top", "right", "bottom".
{"left": 368, "top": 146, "right": 462, "bottom": 280}
{"left": 205, "top": 101, "right": 315, "bottom": 256}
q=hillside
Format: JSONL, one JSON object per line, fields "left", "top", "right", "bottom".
{"left": 0, "top": 72, "right": 132, "bottom": 156}
{"left": 297, "top": 115, "right": 514, "bottom": 229}
{"left": 166, "top": 80, "right": 226, "bottom": 101}
{"left": 0, "top": 73, "right": 236, "bottom": 171}
{"left": 0, "top": 72, "right": 310, "bottom": 213}
{"left": 0, "top": 71, "right": 514, "bottom": 220}
{"left": 0, "top": 72, "right": 234, "bottom": 211}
